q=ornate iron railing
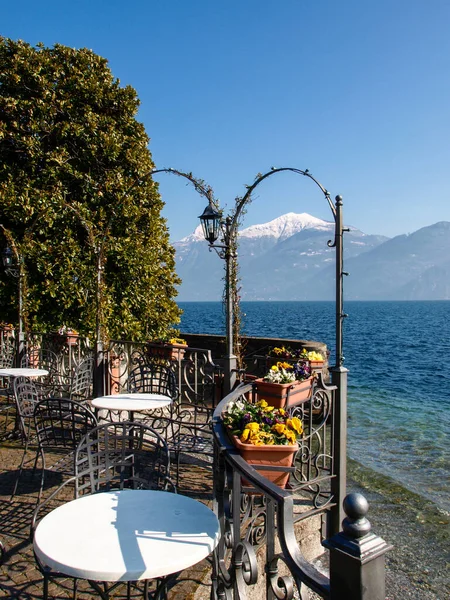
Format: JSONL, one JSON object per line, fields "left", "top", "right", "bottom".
{"left": 20, "top": 333, "right": 220, "bottom": 407}
{"left": 104, "top": 339, "right": 220, "bottom": 406}
{"left": 23, "top": 331, "right": 92, "bottom": 383}
{"left": 211, "top": 381, "right": 390, "bottom": 600}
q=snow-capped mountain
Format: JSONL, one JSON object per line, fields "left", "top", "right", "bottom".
{"left": 173, "top": 212, "right": 388, "bottom": 300}
{"left": 173, "top": 212, "right": 450, "bottom": 301}
{"left": 178, "top": 212, "right": 333, "bottom": 245}
{"left": 239, "top": 212, "right": 333, "bottom": 239}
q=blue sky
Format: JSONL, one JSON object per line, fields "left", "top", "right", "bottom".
{"left": 3, "top": 0, "right": 450, "bottom": 241}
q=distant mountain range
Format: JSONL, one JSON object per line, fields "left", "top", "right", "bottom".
{"left": 173, "top": 213, "right": 450, "bottom": 301}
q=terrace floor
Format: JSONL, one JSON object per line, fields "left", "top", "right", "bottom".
{"left": 0, "top": 437, "right": 214, "bottom": 599}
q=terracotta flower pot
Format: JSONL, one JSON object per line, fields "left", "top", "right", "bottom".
{"left": 147, "top": 343, "right": 187, "bottom": 362}
{"left": 308, "top": 360, "right": 324, "bottom": 370}
{"left": 65, "top": 334, "right": 78, "bottom": 346}
{"left": 230, "top": 434, "right": 298, "bottom": 488}
{"left": 254, "top": 377, "right": 314, "bottom": 409}
{"left": 0, "top": 324, "right": 14, "bottom": 338}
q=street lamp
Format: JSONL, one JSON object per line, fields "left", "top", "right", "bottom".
{"left": 198, "top": 204, "right": 222, "bottom": 245}
{"left": 198, "top": 207, "right": 237, "bottom": 394}
{"left": 199, "top": 167, "right": 348, "bottom": 412}
{"left": 1, "top": 244, "right": 24, "bottom": 359}
{"left": 1, "top": 247, "right": 14, "bottom": 270}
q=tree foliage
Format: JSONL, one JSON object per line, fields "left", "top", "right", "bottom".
{"left": 0, "top": 37, "right": 181, "bottom": 341}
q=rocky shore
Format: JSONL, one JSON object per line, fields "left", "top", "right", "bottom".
{"left": 347, "top": 458, "right": 449, "bottom": 600}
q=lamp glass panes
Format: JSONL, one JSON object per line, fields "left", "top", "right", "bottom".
{"left": 1, "top": 247, "right": 14, "bottom": 269}
{"left": 198, "top": 205, "right": 222, "bottom": 244}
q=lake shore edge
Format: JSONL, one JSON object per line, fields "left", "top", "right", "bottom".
{"left": 347, "top": 458, "right": 449, "bottom": 599}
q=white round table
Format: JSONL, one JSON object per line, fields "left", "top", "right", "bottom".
{"left": 91, "top": 393, "right": 173, "bottom": 421}
{"left": 34, "top": 489, "right": 220, "bottom": 585}
{"left": 0, "top": 367, "right": 49, "bottom": 378}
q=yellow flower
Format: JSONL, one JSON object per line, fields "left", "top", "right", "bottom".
{"left": 240, "top": 429, "right": 250, "bottom": 442}
{"left": 245, "top": 422, "right": 260, "bottom": 433}
{"left": 284, "top": 429, "right": 297, "bottom": 444}
{"left": 287, "top": 417, "right": 303, "bottom": 435}
{"left": 270, "top": 365, "right": 279, "bottom": 372}
{"left": 277, "top": 361, "right": 292, "bottom": 370}
{"left": 257, "top": 399, "right": 274, "bottom": 412}
{"left": 272, "top": 423, "right": 287, "bottom": 435}
{"left": 279, "top": 408, "right": 286, "bottom": 415}
{"left": 249, "top": 433, "right": 264, "bottom": 446}
{"left": 260, "top": 431, "right": 276, "bottom": 444}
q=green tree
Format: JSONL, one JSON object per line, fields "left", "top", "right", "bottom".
{"left": 0, "top": 37, "right": 181, "bottom": 341}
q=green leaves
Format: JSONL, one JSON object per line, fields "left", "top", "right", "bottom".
{"left": 0, "top": 37, "right": 181, "bottom": 341}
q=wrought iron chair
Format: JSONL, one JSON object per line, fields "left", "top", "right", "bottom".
{"left": 20, "top": 347, "right": 63, "bottom": 398}
{"left": 69, "top": 356, "right": 94, "bottom": 403}
{"left": 31, "top": 421, "right": 174, "bottom": 600}
{"left": 165, "top": 402, "right": 214, "bottom": 489}
{"left": 0, "top": 336, "right": 15, "bottom": 369}
{"left": 74, "top": 420, "right": 175, "bottom": 495}
{"left": 127, "top": 362, "right": 178, "bottom": 400}
{"left": 10, "top": 376, "right": 43, "bottom": 500}
{"left": 0, "top": 340, "right": 16, "bottom": 437}
{"left": 33, "top": 397, "right": 98, "bottom": 505}
{"left": 142, "top": 396, "right": 214, "bottom": 488}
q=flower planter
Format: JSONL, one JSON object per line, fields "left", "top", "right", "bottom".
{"left": 146, "top": 343, "right": 187, "bottom": 362}
{"left": 0, "top": 324, "right": 14, "bottom": 339}
{"left": 308, "top": 360, "right": 324, "bottom": 371}
{"left": 109, "top": 352, "right": 123, "bottom": 395}
{"left": 230, "top": 433, "right": 298, "bottom": 488}
{"left": 254, "top": 376, "right": 314, "bottom": 409}
{"left": 266, "top": 357, "right": 324, "bottom": 371}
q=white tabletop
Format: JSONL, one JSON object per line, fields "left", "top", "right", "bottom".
{"left": 0, "top": 367, "right": 49, "bottom": 378}
{"left": 34, "top": 489, "right": 220, "bottom": 582}
{"left": 91, "top": 393, "right": 173, "bottom": 412}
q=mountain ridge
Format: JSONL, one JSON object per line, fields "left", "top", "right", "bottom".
{"left": 173, "top": 214, "right": 450, "bottom": 301}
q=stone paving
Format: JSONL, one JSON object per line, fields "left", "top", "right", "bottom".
{"left": 0, "top": 436, "right": 214, "bottom": 599}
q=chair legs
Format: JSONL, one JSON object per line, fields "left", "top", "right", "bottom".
{"left": 10, "top": 440, "right": 39, "bottom": 502}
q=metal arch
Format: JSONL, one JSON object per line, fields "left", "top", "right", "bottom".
{"left": 230, "top": 167, "right": 336, "bottom": 239}
{"left": 134, "top": 165, "right": 347, "bottom": 376}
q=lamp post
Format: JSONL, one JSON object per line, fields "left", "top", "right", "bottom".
{"left": 199, "top": 166, "right": 349, "bottom": 529}
{"left": 198, "top": 207, "right": 238, "bottom": 394}
{"left": 1, "top": 244, "right": 24, "bottom": 360}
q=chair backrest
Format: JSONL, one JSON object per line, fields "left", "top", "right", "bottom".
{"left": 0, "top": 339, "right": 15, "bottom": 369}
{"left": 34, "top": 397, "right": 98, "bottom": 451}
{"left": 70, "top": 357, "right": 94, "bottom": 401}
{"left": 12, "top": 376, "right": 40, "bottom": 441}
{"left": 21, "top": 348, "right": 58, "bottom": 372}
{"left": 75, "top": 421, "right": 172, "bottom": 496}
{"left": 127, "top": 363, "right": 178, "bottom": 399}
{"left": 21, "top": 347, "right": 63, "bottom": 390}
{"left": 13, "top": 376, "right": 40, "bottom": 419}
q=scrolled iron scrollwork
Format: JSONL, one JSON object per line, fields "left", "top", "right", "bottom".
{"left": 268, "top": 556, "right": 295, "bottom": 600}
{"left": 234, "top": 540, "right": 259, "bottom": 597}
{"left": 245, "top": 507, "right": 267, "bottom": 547}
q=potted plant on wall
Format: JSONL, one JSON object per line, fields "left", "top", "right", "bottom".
{"left": 255, "top": 361, "right": 314, "bottom": 409}
{"left": 297, "top": 348, "right": 325, "bottom": 370}
{"left": 55, "top": 325, "right": 79, "bottom": 346}
{"left": 145, "top": 336, "right": 188, "bottom": 362}
{"left": 0, "top": 323, "right": 15, "bottom": 338}
{"left": 267, "top": 346, "right": 325, "bottom": 371}
{"left": 222, "top": 397, "right": 303, "bottom": 488}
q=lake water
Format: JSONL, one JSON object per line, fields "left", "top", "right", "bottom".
{"left": 179, "top": 300, "right": 450, "bottom": 514}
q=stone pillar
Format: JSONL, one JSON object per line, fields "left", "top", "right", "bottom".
{"left": 324, "top": 493, "right": 392, "bottom": 600}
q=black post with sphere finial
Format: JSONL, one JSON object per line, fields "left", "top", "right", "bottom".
{"left": 323, "top": 493, "right": 393, "bottom": 600}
